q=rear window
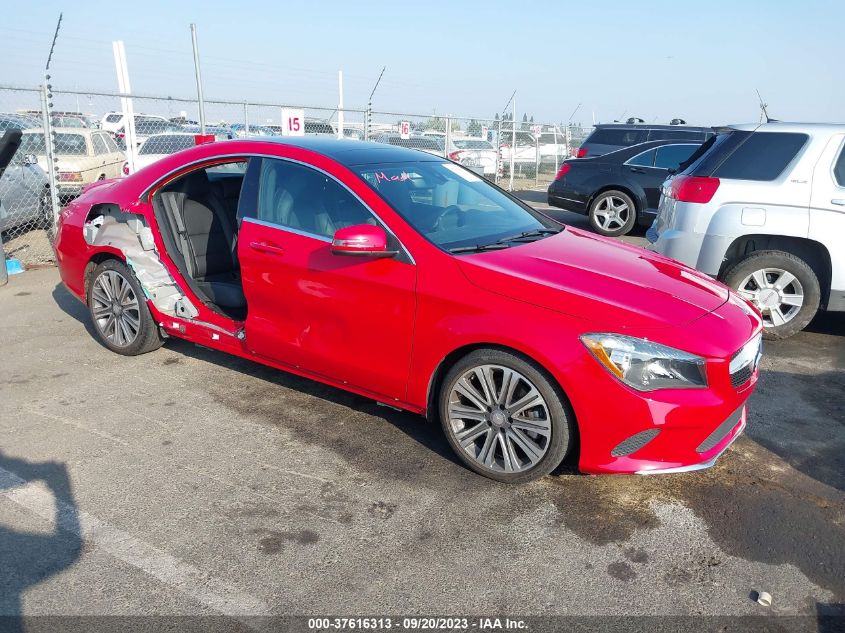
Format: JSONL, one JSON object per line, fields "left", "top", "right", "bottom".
{"left": 140, "top": 135, "right": 196, "bottom": 155}
{"left": 687, "top": 131, "right": 808, "bottom": 181}
{"left": 105, "top": 114, "right": 122, "bottom": 123}
{"left": 648, "top": 129, "right": 705, "bottom": 141}
{"left": 586, "top": 128, "right": 646, "bottom": 146}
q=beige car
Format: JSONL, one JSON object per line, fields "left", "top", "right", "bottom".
{"left": 21, "top": 128, "right": 125, "bottom": 198}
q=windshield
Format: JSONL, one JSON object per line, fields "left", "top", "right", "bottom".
{"left": 354, "top": 161, "right": 556, "bottom": 252}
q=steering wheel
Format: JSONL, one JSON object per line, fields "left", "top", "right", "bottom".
{"left": 432, "top": 205, "right": 465, "bottom": 231}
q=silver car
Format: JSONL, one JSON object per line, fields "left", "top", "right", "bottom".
{"left": 0, "top": 150, "right": 50, "bottom": 234}
{"left": 649, "top": 122, "right": 845, "bottom": 339}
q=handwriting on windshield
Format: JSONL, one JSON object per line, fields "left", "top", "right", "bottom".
{"left": 374, "top": 171, "right": 411, "bottom": 183}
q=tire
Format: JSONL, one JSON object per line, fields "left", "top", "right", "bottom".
{"left": 87, "top": 259, "right": 164, "bottom": 355}
{"left": 723, "top": 250, "right": 821, "bottom": 340}
{"left": 588, "top": 190, "right": 637, "bottom": 237}
{"left": 439, "top": 348, "right": 572, "bottom": 483}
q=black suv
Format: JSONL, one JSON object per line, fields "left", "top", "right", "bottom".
{"left": 577, "top": 123, "right": 713, "bottom": 158}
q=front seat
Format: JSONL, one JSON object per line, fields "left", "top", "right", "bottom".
{"left": 159, "top": 171, "right": 246, "bottom": 314}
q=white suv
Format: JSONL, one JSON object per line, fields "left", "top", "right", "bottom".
{"left": 648, "top": 122, "right": 845, "bottom": 339}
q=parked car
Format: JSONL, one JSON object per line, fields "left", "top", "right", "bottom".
{"left": 498, "top": 129, "right": 538, "bottom": 171}
{"left": 548, "top": 140, "right": 703, "bottom": 236}
{"left": 54, "top": 137, "right": 762, "bottom": 483}
{"left": 101, "top": 112, "right": 169, "bottom": 134}
{"left": 577, "top": 123, "right": 713, "bottom": 158}
{"left": 116, "top": 118, "right": 183, "bottom": 148}
{"left": 649, "top": 122, "right": 845, "bottom": 339}
{"left": 537, "top": 131, "right": 567, "bottom": 169}
{"left": 0, "top": 113, "right": 40, "bottom": 132}
{"left": 447, "top": 137, "right": 498, "bottom": 177}
{"left": 20, "top": 128, "right": 125, "bottom": 198}
{"left": 132, "top": 132, "right": 228, "bottom": 171}
{"left": 51, "top": 115, "right": 89, "bottom": 128}
{"left": 230, "top": 123, "right": 275, "bottom": 138}
{"left": 304, "top": 120, "right": 336, "bottom": 136}
{"left": 182, "top": 125, "right": 234, "bottom": 140}
{"left": 374, "top": 133, "right": 444, "bottom": 156}
{"left": 0, "top": 147, "right": 51, "bottom": 234}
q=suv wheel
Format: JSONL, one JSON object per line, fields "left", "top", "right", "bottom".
{"left": 439, "top": 349, "right": 572, "bottom": 483}
{"left": 588, "top": 190, "right": 637, "bottom": 237}
{"left": 723, "top": 250, "right": 821, "bottom": 340}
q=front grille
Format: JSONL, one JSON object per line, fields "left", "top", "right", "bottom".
{"left": 611, "top": 428, "right": 660, "bottom": 457}
{"left": 730, "top": 363, "right": 753, "bottom": 388}
{"left": 696, "top": 406, "right": 744, "bottom": 454}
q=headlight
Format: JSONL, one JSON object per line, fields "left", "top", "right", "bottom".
{"left": 581, "top": 333, "right": 707, "bottom": 391}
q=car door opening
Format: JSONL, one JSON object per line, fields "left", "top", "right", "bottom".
{"left": 153, "top": 161, "right": 247, "bottom": 320}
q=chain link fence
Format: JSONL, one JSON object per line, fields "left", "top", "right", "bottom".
{"left": 1, "top": 84, "right": 593, "bottom": 267}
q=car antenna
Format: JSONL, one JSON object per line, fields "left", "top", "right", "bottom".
{"left": 756, "top": 89, "right": 775, "bottom": 123}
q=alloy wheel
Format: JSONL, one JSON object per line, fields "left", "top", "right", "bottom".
{"left": 91, "top": 270, "right": 141, "bottom": 347}
{"left": 593, "top": 195, "right": 630, "bottom": 231}
{"left": 736, "top": 267, "right": 804, "bottom": 327}
{"left": 447, "top": 364, "right": 552, "bottom": 473}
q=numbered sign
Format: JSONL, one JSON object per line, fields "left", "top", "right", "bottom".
{"left": 282, "top": 108, "right": 305, "bottom": 136}
{"left": 480, "top": 125, "right": 488, "bottom": 140}
{"left": 399, "top": 121, "right": 411, "bottom": 139}
{"left": 531, "top": 124, "right": 543, "bottom": 135}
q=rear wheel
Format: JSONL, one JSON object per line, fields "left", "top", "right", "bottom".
{"left": 88, "top": 259, "right": 163, "bottom": 355}
{"left": 588, "top": 190, "right": 637, "bottom": 237}
{"left": 439, "top": 349, "right": 572, "bottom": 483}
{"left": 723, "top": 250, "right": 821, "bottom": 340}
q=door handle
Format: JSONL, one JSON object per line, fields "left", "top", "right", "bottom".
{"left": 629, "top": 167, "right": 646, "bottom": 174}
{"left": 249, "top": 241, "right": 285, "bottom": 255}
{"left": 832, "top": 199, "right": 845, "bottom": 206}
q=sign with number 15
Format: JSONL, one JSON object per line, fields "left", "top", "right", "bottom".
{"left": 281, "top": 108, "right": 305, "bottom": 136}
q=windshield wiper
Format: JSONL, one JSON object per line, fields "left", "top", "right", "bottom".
{"left": 449, "top": 243, "right": 512, "bottom": 254}
{"left": 494, "top": 227, "right": 562, "bottom": 244}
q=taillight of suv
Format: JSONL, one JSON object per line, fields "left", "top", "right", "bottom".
{"left": 670, "top": 175, "right": 720, "bottom": 203}
{"left": 554, "top": 162, "right": 571, "bottom": 181}
{"left": 576, "top": 147, "right": 588, "bottom": 158}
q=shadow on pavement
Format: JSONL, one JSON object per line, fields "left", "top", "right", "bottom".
{"left": 0, "top": 451, "right": 82, "bottom": 632}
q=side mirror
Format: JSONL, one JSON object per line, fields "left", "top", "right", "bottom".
{"left": 331, "top": 224, "right": 397, "bottom": 258}
{"left": 23, "top": 154, "right": 38, "bottom": 166}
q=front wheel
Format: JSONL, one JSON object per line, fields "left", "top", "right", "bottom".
{"left": 588, "top": 190, "right": 637, "bottom": 237}
{"left": 88, "top": 259, "right": 164, "bottom": 355}
{"left": 723, "top": 250, "right": 821, "bottom": 340}
{"left": 439, "top": 349, "right": 572, "bottom": 483}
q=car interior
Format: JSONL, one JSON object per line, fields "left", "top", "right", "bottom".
{"left": 154, "top": 162, "right": 247, "bottom": 320}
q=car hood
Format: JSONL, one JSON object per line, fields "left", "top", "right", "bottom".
{"left": 457, "top": 227, "right": 729, "bottom": 329}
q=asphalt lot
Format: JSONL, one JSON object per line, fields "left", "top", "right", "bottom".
{"left": 1, "top": 210, "right": 844, "bottom": 631}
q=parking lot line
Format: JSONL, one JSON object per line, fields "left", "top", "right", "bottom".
{"left": 0, "top": 464, "right": 274, "bottom": 625}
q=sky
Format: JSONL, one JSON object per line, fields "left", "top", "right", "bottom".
{"left": 2, "top": 0, "right": 843, "bottom": 127}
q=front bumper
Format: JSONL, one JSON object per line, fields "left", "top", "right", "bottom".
{"left": 633, "top": 405, "right": 746, "bottom": 474}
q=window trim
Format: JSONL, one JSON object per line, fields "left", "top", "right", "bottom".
{"left": 831, "top": 136, "right": 845, "bottom": 189}
{"left": 624, "top": 147, "right": 658, "bottom": 168}
{"left": 144, "top": 153, "right": 415, "bottom": 265}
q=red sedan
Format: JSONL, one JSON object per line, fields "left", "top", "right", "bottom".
{"left": 54, "top": 137, "right": 762, "bottom": 483}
